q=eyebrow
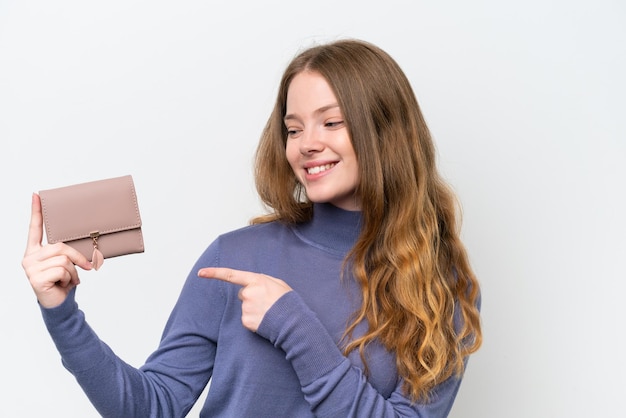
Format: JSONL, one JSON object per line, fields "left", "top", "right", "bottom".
{"left": 283, "top": 103, "right": 341, "bottom": 122}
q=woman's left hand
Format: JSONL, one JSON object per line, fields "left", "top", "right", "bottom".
{"left": 198, "top": 267, "right": 292, "bottom": 332}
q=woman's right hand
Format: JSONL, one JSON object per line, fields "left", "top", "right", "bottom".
{"left": 22, "top": 193, "right": 93, "bottom": 308}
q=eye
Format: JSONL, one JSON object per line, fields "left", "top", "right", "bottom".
{"left": 286, "top": 127, "right": 302, "bottom": 138}
{"left": 325, "top": 120, "right": 344, "bottom": 128}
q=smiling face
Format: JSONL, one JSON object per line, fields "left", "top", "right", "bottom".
{"left": 284, "top": 71, "right": 360, "bottom": 211}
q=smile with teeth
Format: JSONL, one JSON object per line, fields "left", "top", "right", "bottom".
{"left": 306, "top": 163, "right": 336, "bottom": 175}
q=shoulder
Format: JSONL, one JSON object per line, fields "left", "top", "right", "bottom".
{"left": 194, "top": 220, "right": 300, "bottom": 272}
{"left": 218, "top": 221, "right": 292, "bottom": 244}
{"left": 207, "top": 221, "right": 298, "bottom": 260}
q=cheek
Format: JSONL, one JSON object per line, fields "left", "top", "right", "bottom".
{"left": 285, "top": 142, "right": 300, "bottom": 174}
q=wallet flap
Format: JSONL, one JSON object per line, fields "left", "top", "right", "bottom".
{"left": 39, "top": 175, "right": 142, "bottom": 244}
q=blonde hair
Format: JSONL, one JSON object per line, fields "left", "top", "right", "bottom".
{"left": 253, "top": 39, "right": 482, "bottom": 401}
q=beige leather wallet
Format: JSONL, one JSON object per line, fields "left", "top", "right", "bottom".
{"left": 39, "top": 175, "right": 144, "bottom": 270}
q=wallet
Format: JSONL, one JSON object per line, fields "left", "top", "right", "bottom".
{"left": 39, "top": 175, "right": 144, "bottom": 270}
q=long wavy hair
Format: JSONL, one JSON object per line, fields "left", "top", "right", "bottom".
{"left": 253, "top": 39, "right": 482, "bottom": 401}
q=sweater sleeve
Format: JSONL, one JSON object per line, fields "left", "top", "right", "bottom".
{"left": 41, "top": 288, "right": 168, "bottom": 417}
{"left": 256, "top": 291, "right": 464, "bottom": 418}
{"left": 39, "top": 244, "right": 224, "bottom": 418}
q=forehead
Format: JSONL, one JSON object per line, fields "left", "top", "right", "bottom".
{"left": 286, "top": 71, "right": 338, "bottom": 111}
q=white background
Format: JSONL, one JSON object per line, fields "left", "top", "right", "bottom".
{"left": 1, "top": 1, "right": 624, "bottom": 417}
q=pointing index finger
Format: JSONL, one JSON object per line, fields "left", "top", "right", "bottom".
{"left": 198, "top": 267, "right": 254, "bottom": 287}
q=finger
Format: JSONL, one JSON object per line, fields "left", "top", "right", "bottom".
{"left": 65, "top": 246, "right": 94, "bottom": 271}
{"left": 25, "top": 193, "right": 43, "bottom": 255}
{"left": 40, "top": 242, "right": 93, "bottom": 271}
{"left": 198, "top": 267, "right": 256, "bottom": 287}
{"left": 25, "top": 254, "right": 79, "bottom": 288}
{"left": 40, "top": 265, "right": 76, "bottom": 288}
{"left": 26, "top": 253, "right": 82, "bottom": 280}
{"left": 51, "top": 253, "right": 83, "bottom": 285}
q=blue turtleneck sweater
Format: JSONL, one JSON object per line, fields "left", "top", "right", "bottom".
{"left": 41, "top": 203, "right": 464, "bottom": 417}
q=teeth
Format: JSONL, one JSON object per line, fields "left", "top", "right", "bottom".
{"left": 307, "top": 163, "right": 335, "bottom": 174}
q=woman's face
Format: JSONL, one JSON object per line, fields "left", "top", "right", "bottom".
{"left": 284, "top": 71, "right": 360, "bottom": 211}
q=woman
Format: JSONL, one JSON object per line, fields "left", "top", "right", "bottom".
{"left": 23, "top": 39, "right": 481, "bottom": 417}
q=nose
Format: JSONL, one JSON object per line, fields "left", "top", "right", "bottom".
{"left": 299, "top": 128, "right": 324, "bottom": 155}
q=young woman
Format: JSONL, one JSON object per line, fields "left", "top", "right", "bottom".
{"left": 23, "top": 39, "right": 482, "bottom": 417}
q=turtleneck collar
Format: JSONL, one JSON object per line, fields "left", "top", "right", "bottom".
{"left": 292, "top": 203, "right": 362, "bottom": 256}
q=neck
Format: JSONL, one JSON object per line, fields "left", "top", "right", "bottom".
{"left": 294, "top": 203, "right": 362, "bottom": 256}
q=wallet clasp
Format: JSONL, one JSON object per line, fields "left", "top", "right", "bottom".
{"left": 89, "top": 231, "right": 104, "bottom": 270}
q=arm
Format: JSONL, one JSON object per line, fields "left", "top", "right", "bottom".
{"left": 258, "top": 291, "right": 463, "bottom": 418}
{"left": 39, "top": 272, "right": 219, "bottom": 418}
{"left": 198, "top": 267, "right": 464, "bottom": 418}
{"left": 24, "top": 194, "right": 217, "bottom": 417}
